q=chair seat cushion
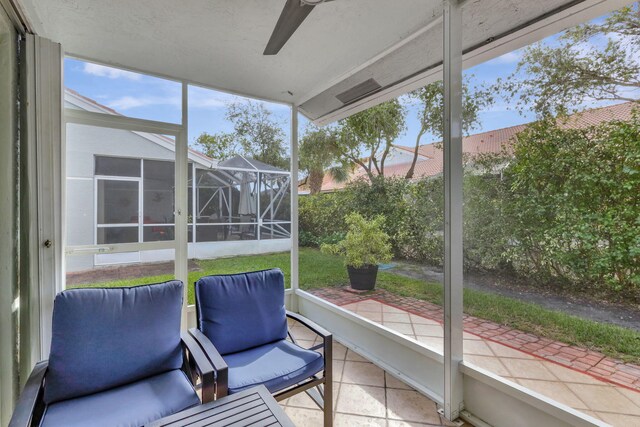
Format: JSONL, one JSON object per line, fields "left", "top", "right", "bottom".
{"left": 224, "top": 339, "right": 324, "bottom": 394}
{"left": 40, "top": 369, "right": 199, "bottom": 427}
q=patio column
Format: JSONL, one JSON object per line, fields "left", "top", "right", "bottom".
{"left": 289, "top": 104, "right": 299, "bottom": 312}
{"left": 442, "top": 0, "right": 464, "bottom": 420}
{"left": 176, "top": 81, "right": 189, "bottom": 328}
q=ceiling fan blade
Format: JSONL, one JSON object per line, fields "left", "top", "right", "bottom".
{"left": 263, "top": 0, "right": 315, "bottom": 55}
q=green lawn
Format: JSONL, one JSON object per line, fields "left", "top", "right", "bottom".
{"left": 69, "top": 248, "right": 640, "bottom": 363}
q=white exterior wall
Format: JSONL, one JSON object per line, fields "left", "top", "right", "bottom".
{"left": 65, "top": 101, "right": 291, "bottom": 273}
{"left": 65, "top": 119, "right": 178, "bottom": 272}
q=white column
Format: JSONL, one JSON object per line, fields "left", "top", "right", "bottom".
{"left": 0, "top": 10, "right": 19, "bottom": 423}
{"left": 19, "top": 35, "right": 63, "bottom": 367}
{"left": 176, "top": 82, "right": 189, "bottom": 328}
{"left": 442, "top": 0, "right": 464, "bottom": 421}
{"left": 191, "top": 162, "right": 196, "bottom": 243}
{"left": 289, "top": 104, "right": 299, "bottom": 312}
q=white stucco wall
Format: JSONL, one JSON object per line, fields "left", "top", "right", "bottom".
{"left": 65, "top": 103, "right": 291, "bottom": 273}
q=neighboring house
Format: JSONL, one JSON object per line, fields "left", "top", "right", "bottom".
{"left": 65, "top": 89, "right": 291, "bottom": 272}
{"left": 303, "top": 101, "right": 636, "bottom": 193}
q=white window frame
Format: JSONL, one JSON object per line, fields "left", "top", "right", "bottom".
{"left": 64, "top": 94, "right": 189, "bottom": 328}
{"left": 92, "top": 156, "right": 179, "bottom": 246}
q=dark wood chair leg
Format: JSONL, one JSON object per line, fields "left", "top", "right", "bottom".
{"left": 324, "top": 336, "right": 333, "bottom": 426}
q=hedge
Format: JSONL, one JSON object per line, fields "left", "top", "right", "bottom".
{"left": 299, "top": 114, "right": 640, "bottom": 296}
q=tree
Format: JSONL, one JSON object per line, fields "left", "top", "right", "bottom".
{"left": 299, "top": 125, "right": 350, "bottom": 194}
{"left": 194, "top": 100, "right": 288, "bottom": 169}
{"left": 405, "top": 78, "right": 494, "bottom": 179}
{"left": 194, "top": 131, "right": 237, "bottom": 160}
{"left": 334, "top": 99, "right": 406, "bottom": 180}
{"left": 499, "top": 3, "right": 640, "bottom": 116}
{"left": 226, "top": 100, "right": 288, "bottom": 169}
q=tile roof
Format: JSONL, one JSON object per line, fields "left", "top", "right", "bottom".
{"left": 306, "top": 101, "right": 638, "bottom": 192}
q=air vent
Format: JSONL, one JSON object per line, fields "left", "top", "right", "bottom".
{"left": 336, "top": 78, "right": 382, "bottom": 105}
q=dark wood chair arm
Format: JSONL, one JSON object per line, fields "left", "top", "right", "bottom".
{"left": 181, "top": 332, "right": 215, "bottom": 403}
{"left": 286, "top": 311, "right": 332, "bottom": 339}
{"left": 9, "top": 361, "right": 48, "bottom": 427}
{"left": 286, "top": 311, "right": 333, "bottom": 380}
{"left": 188, "top": 328, "right": 229, "bottom": 398}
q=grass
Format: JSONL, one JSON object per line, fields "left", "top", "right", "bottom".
{"left": 69, "top": 248, "right": 640, "bottom": 363}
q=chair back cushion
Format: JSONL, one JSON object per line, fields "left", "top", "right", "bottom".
{"left": 195, "top": 269, "right": 287, "bottom": 355}
{"left": 44, "top": 281, "right": 184, "bottom": 404}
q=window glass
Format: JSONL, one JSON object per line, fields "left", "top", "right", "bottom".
{"left": 143, "top": 225, "right": 174, "bottom": 242}
{"left": 95, "top": 156, "right": 141, "bottom": 177}
{"left": 143, "top": 159, "right": 174, "bottom": 224}
{"left": 97, "top": 227, "right": 138, "bottom": 244}
{"left": 97, "top": 180, "right": 139, "bottom": 224}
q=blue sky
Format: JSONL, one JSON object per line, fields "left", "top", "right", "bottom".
{"left": 63, "top": 10, "right": 623, "bottom": 151}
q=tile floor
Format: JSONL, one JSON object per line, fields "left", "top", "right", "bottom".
{"left": 284, "top": 319, "right": 470, "bottom": 426}
{"left": 341, "top": 299, "right": 640, "bottom": 427}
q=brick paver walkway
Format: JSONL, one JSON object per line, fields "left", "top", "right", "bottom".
{"left": 309, "top": 287, "right": 640, "bottom": 393}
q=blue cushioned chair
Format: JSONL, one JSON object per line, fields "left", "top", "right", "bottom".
{"left": 10, "top": 281, "right": 214, "bottom": 427}
{"left": 190, "top": 269, "right": 333, "bottom": 427}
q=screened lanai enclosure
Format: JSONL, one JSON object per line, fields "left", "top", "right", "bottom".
{"left": 1, "top": 1, "right": 633, "bottom": 426}
{"left": 192, "top": 156, "right": 291, "bottom": 244}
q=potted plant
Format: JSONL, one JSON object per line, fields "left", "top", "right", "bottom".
{"left": 321, "top": 212, "right": 392, "bottom": 290}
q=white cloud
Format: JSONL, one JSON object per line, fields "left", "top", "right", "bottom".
{"left": 83, "top": 63, "right": 142, "bottom": 80}
{"left": 188, "top": 85, "right": 289, "bottom": 111}
{"left": 493, "top": 51, "right": 522, "bottom": 64}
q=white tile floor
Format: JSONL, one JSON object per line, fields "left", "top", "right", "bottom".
{"left": 284, "top": 319, "right": 469, "bottom": 426}
{"left": 341, "top": 299, "right": 640, "bottom": 427}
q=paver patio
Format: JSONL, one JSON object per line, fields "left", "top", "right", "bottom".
{"left": 310, "top": 287, "right": 640, "bottom": 426}
{"left": 284, "top": 318, "right": 471, "bottom": 427}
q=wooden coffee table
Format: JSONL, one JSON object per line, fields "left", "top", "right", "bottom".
{"left": 147, "top": 385, "right": 295, "bottom": 427}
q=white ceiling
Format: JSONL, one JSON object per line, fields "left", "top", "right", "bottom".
{"left": 17, "top": 0, "right": 630, "bottom": 123}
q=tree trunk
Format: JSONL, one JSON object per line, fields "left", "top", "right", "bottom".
{"left": 380, "top": 141, "right": 392, "bottom": 176}
{"left": 308, "top": 169, "right": 325, "bottom": 195}
{"left": 406, "top": 127, "right": 426, "bottom": 179}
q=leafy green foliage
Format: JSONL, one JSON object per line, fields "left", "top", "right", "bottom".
{"left": 194, "top": 100, "right": 288, "bottom": 168}
{"left": 194, "top": 132, "right": 237, "bottom": 160}
{"left": 505, "top": 113, "right": 640, "bottom": 292}
{"left": 321, "top": 213, "right": 392, "bottom": 268}
{"left": 299, "top": 189, "right": 352, "bottom": 242}
{"left": 299, "top": 125, "right": 350, "bottom": 194}
{"left": 406, "top": 78, "right": 495, "bottom": 178}
{"left": 332, "top": 100, "right": 406, "bottom": 180}
{"left": 301, "top": 115, "right": 640, "bottom": 296}
{"left": 498, "top": 4, "right": 640, "bottom": 116}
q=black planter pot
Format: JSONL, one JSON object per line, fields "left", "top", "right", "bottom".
{"left": 347, "top": 264, "right": 379, "bottom": 290}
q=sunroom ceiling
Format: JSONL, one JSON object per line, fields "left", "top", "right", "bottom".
{"left": 17, "top": 0, "right": 628, "bottom": 124}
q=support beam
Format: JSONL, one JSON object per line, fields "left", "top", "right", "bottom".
{"left": 0, "top": 9, "right": 19, "bottom": 424}
{"left": 289, "top": 105, "right": 299, "bottom": 312}
{"left": 442, "top": 0, "right": 464, "bottom": 421}
{"left": 176, "top": 82, "right": 189, "bottom": 328}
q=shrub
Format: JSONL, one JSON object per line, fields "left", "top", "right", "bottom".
{"left": 299, "top": 190, "right": 352, "bottom": 246}
{"left": 504, "top": 114, "right": 640, "bottom": 293}
{"left": 300, "top": 112, "right": 640, "bottom": 295}
{"left": 321, "top": 213, "right": 393, "bottom": 267}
